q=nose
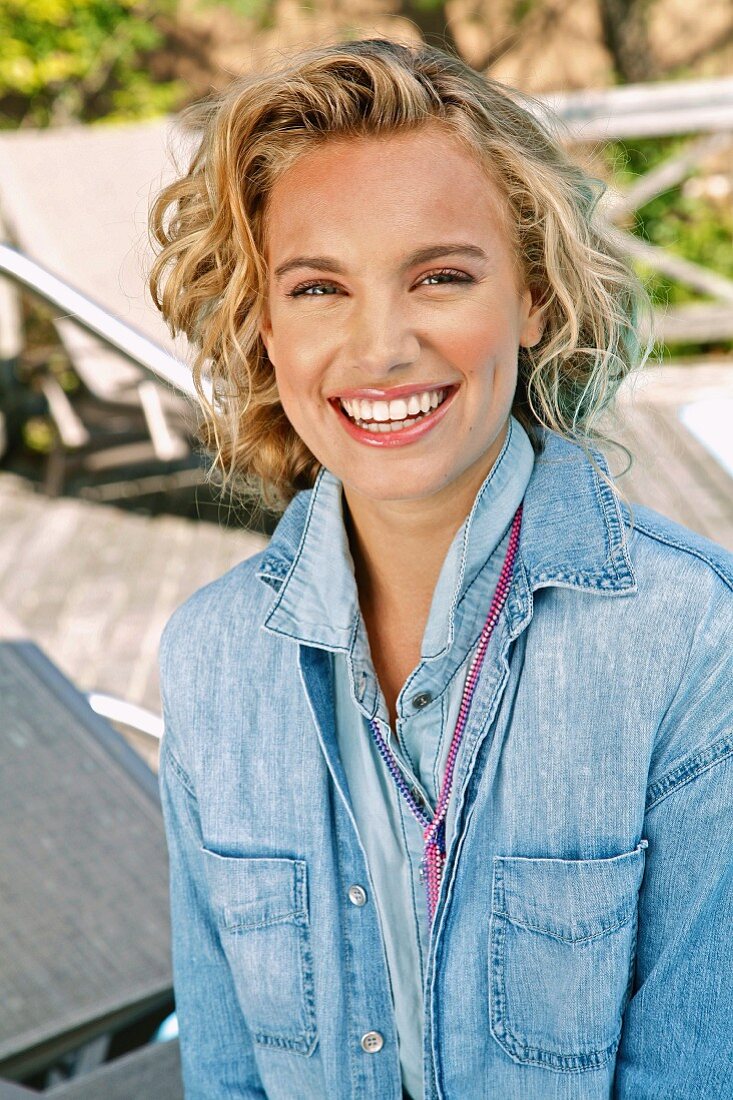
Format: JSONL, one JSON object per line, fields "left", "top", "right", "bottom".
{"left": 344, "top": 290, "right": 420, "bottom": 378}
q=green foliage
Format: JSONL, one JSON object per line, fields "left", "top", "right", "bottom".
{"left": 603, "top": 135, "right": 733, "bottom": 354}
{"left": 193, "top": 0, "right": 272, "bottom": 26}
{"left": 0, "top": 0, "right": 185, "bottom": 127}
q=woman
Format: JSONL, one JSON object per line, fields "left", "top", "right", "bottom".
{"left": 149, "top": 37, "right": 733, "bottom": 1100}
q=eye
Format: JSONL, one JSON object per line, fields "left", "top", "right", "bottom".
{"left": 419, "top": 268, "right": 474, "bottom": 287}
{"left": 287, "top": 280, "right": 340, "bottom": 298}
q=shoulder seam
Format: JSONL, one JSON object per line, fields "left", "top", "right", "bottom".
{"left": 646, "top": 734, "right": 733, "bottom": 812}
{"left": 629, "top": 516, "right": 733, "bottom": 592}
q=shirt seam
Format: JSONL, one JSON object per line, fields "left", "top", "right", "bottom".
{"left": 161, "top": 737, "right": 196, "bottom": 798}
{"left": 630, "top": 519, "right": 733, "bottom": 591}
{"left": 645, "top": 733, "right": 733, "bottom": 811}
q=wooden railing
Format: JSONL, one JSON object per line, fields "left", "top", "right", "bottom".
{"left": 541, "top": 77, "right": 733, "bottom": 345}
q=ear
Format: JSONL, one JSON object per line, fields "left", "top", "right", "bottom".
{"left": 518, "top": 287, "right": 545, "bottom": 350}
{"left": 258, "top": 307, "right": 273, "bottom": 359}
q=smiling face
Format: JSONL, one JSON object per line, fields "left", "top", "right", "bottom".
{"left": 258, "top": 124, "right": 544, "bottom": 514}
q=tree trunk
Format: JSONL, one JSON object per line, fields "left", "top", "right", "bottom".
{"left": 398, "top": 0, "right": 460, "bottom": 61}
{"left": 597, "top": 0, "right": 658, "bottom": 83}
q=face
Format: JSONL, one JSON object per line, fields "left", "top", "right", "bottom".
{"left": 258, "top": 124, "right": 544, "bottom": 513}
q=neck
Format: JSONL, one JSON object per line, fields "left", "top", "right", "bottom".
{"left": 342, "top": 421, "right": 509, "bottom": 617}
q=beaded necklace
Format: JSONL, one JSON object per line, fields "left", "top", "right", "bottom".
{"left": 366, "top": 504, "right": 522, "bottom": 927}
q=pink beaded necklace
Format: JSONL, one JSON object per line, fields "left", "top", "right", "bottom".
{"left": 367, "top": 504, "right": 523, "bottom": 926}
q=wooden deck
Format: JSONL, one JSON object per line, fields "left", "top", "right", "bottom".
{"left": 1, "top": 361, "right": 731, "bottom": 768}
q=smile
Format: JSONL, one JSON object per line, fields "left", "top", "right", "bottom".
{"left": 330, "top": 384, "right": 459, "bottom": 448}
{"left": 340, "top": 386, "right": 449, "bottom": 431}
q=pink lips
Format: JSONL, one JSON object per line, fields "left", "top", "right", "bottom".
{"left": 332, "top": 380, "right": 457, "bottom": 402}
{"left": 331, "top": 384, "right": 459, "bottom": 448}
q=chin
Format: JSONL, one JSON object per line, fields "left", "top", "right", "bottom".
{"left": 343, "top": 468, "right": 450, "bottom": 503}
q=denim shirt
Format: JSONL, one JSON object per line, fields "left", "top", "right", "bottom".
{"left": 158, "top": 428, "right": 733, "bottom": 1100}
{"left": 320, "top": 419, "right": 533, "bottom": 1099}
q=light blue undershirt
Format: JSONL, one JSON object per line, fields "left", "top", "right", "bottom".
{"left": 295, "top": 417, "right": 534, "bottom": 1099}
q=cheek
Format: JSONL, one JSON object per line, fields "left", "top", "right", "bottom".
{"left": 450, "top": 329, "right": 518, "bottom": 385}
{"left": 272, "top": 361, "right": 324, "bottom": 446}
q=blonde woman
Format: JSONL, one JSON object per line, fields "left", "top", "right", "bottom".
{"left": 149, "top": 37, "right": 733, "bottom": 1100}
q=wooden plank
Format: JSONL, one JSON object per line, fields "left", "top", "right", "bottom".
{"left": 604, "top": 132, "right": 733, "bottom": 221}
{"left": 652, "top": 304, "right": 733, "bottom": 344}
{"left": 543, "top": 76, "right": 733, "bottom": 141}
{"left": 607, "top": 227, "right": 733, "bottom": 304}
{"left": 0, "top": 642, "right": 172, "bottom": 1079}
{"left": 605, "top": 400, "right": 733, "bottom": 550}
{"left": 48, "top": 1038, "right": 182, "bottom": 1099}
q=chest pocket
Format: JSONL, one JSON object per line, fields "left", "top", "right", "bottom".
{"left": 489, "top": 840, "right": 647, "bottom": 1073}
{"left": 201, "top": 850, "right": 318, "bottom": 1056}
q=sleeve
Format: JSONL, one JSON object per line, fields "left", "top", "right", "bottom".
{"left": 159, "top": 711, "right": 267, "bottom": 1098}
{"left": 612, "top": 744, "right": 733, "bottom": 1099}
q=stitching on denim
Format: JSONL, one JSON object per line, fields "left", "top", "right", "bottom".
{"left": 433, "top": 692, "right": 449, "bottom": 799}
{"left": 489, "top": 902, "right": 622, "bottom": 1072}
{"left": 496, "top": 908, "right": 633, "bottom": 944}
{"left": 489, "top": 855, "right": 631, "bottom": 1073}
{"left": 395, "top": 796, "right": 428, "bottom": 986}
{"left": 621, "top": 904, "right": 641, "bottom": 1014}
{"left": 225, "top": 910, "right": 302, "bottom": 933}
{"left": 646, "top": 735, "right": 733, "bottom": 811}
{"left": 161, "top": 739, "right": 196, "bottom": 798}
{"left": 384, "top": 579, "right": 513, "bottom": 722}
{"left": 293, "top": 861, "right": 319, "bottom": 1052}
{"left": 590, "top": 459, "right": 620, "bottom": 580}
{"left": 631, "top": 518, "right": 733, "bottom": 591}
{"left": 447, "top": 420, "right": 515, "bottom": 622}
{"left": 228, "top": 859, "right": 318, "bottom": 1056}
{"left": 263, "top": 470, "right": 329, "bottom": 627}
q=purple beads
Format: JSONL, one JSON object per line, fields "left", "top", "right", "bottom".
{"left": 367, "top": 504, "right": 523, "bottom": 927}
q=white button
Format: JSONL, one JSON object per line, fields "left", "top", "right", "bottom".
{"left": 348, "top": 884, "right": 367, "bottom": 906}
{"left": 361, "top": 1030, "right": 384, "bottom": 1053}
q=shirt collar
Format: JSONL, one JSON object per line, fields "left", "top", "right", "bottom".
{"left": 420, "top": 417, "right": 533, "bottom": 658}
{"left": 258, "top": 420, "right": 637, "bottom": 649}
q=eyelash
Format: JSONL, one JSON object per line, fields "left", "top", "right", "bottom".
{"left": 286, "top": 267, "right": 474, "bottom": 298}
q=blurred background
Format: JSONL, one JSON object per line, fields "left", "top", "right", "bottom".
{"left": 0, "top": 2, "right": 731, "bottom": 1096}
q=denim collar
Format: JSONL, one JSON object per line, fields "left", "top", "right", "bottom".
{"left": 258, "top": 422, "right": 637, "bottom": 648}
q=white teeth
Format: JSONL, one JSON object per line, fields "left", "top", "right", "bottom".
{"left": 389, "top": 398, "right": 408, "bottom": 420}
{"left": 340, "top": 387, "right": 448, "bottom": 424}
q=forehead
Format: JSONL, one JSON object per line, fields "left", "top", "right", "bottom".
{"left": 263, "top": 125, "right": 512, "bottom": 257}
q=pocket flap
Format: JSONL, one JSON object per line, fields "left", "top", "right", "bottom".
{"left": 201, "top": 849, "right": 307, "bottom": 931}
{"left": 493, "top": 840, "right": 647, "bottom": 942}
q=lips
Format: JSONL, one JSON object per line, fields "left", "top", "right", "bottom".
{"left": 330, "top": 383, "right": 459, "bottom": 448}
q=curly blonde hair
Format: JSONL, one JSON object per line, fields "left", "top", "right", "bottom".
{"left": 149, "top": 35, "right": 652, "bottom": 515}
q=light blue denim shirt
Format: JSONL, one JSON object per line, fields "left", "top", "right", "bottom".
{"left": 317, "top": 419, "right": 533, "bottom": 1099}
{"left": 158, "top": 427, "right": 733, "bottom": 1100}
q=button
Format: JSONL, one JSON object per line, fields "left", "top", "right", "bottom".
{"left": 361, "top": 1031, "right": 384, "bottom": 1053}
{"left": 412, "top": 691, "right": 433, "bottom": 709}
{"left": 348, "top": 884, "right": 367, "bottom": 906}
{"left": 409, "top": 786, "right": 425, "bottom": 807}
{"left": 357, "top": 670, "right": 367, "bottom": 701}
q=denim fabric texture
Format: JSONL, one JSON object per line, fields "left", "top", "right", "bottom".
{"left": 328, "top": 418, "right": 534, "bottom": 1099}
{"left": 158, "top": 423, "right": 733, "bottom": 1100}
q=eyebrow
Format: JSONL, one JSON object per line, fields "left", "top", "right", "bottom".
{"left": 273, "top": 243, "right": 489, "bottom": 282}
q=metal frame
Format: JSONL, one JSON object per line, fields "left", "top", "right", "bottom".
{"left": 0, "top": 243, "right": 210, "bottom": 402}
